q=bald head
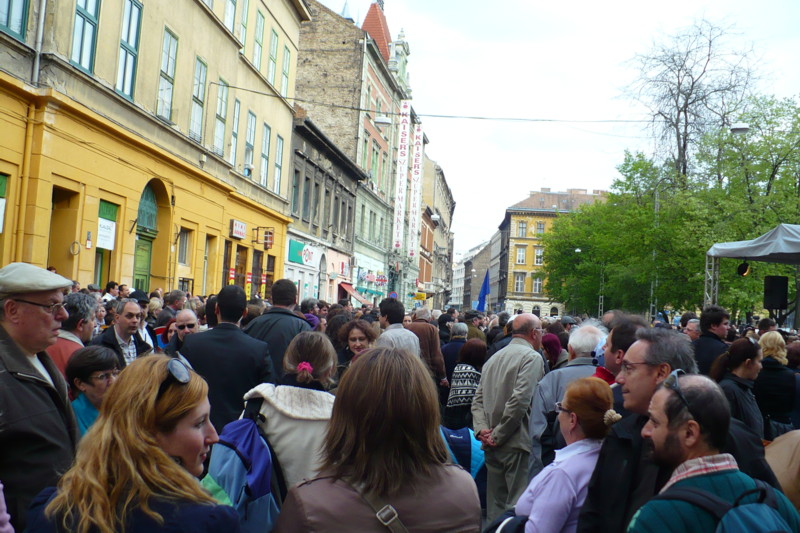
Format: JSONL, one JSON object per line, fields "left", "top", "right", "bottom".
{"left": 512, "top": 313, "right": 541, "bottom": 335}
{"left": 175, "top": 309, "right": 198, "bottom": 341}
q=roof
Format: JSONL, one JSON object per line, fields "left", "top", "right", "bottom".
{"left": 706, "top": 224, "right": 800, "bottom": 264}
{"left": 361, "top": 2, "right": 392, "bottom": 62}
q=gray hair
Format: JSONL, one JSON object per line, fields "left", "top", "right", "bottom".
{"left": 62, "top": 292, "right": 98, "bottom": 331}
{"left": 637, "top": 328, "right": 698, "bottom": 373}
{"left": 450, "top": 322, "right": 468, "bottom": 337}
{"left": 687, "top": 319, "right": 700, "bottom": 327}
{"left": 568, "top": 320, "right": 607, "bottom": 356}
{"left": 113, "top": 298, "right": 141, "bottom": 315}
{"left": 165, "top": 290, "right": 186, "bottom": 306}
{"left": 414, "top": 307, "right": 431, "bottom": 321}
{"left": 300, "top": 297, "right": 319, "bottom": 314}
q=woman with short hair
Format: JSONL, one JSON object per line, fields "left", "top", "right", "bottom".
{"left": 274, "top": 347, "right": 481, "bottom": 532}
{"left": 245, "top": 331, "right": 337, "bottom": 489}
{"left": 27, "top": 355, "right": 237, "bottom": 533}
{"left": 65, "top": 346, "right": 120, "bottom": 436}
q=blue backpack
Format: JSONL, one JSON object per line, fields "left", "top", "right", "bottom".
{"left": 439, "top": 426, "right": 487, "bottom": 509}
{"left": 653, "top": 480, "right": 792, "bottom": 533}
{"left": 202, "top": 399, "right": 285, "bottom": 533}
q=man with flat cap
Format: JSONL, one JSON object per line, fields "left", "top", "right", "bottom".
{"left": 0, "top": 262, "right": 78, "bottom": 531}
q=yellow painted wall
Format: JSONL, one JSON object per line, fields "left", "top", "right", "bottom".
{"left": 506, "top": 213, "right": 551, "bottom": 296}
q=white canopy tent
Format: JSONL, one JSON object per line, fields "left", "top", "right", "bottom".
{"left": 705, "top": 224, "right": 800, "bottom": 326}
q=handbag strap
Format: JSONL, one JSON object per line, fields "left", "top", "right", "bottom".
{"left": 345, "top": 479, "right": 409, "bottom": 533}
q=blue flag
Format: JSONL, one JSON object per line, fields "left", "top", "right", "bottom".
{"left": 477, "top": 271, "right": 490, "bottom": 312}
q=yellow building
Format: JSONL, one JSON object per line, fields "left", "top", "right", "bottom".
{"left": 0, "top": 0, "right": 309, "bottom": 296}
{"left": 499, "top": 188, "right": 606, "bottom": 316}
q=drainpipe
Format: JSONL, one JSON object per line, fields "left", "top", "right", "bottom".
{"left": 32, "top": 0, "right": 48, "bottom": 85}
{"left": 15, "top": 104, "right": 36, "bottom": 261}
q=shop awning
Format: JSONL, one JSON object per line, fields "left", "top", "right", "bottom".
{"left": 339, "top": 282, "right": 371, "bottom": 305}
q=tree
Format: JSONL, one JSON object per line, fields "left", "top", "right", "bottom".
{"left": 629, "top": 20, "right": 756, "bottom": 187}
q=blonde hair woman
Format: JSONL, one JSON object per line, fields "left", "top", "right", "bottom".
{"left": 244, "top": 331, "right": 337, "bottom": 489}
{"left": 26, "top": 356, "right": 236, "bottom": 533}
{"left": 755, "top": 331, "right": 799, "bottom": 439}
{"left": 274, "top": 347, "right": 481, "bottom": 532}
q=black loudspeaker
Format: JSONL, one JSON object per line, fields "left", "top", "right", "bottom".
{"left": 764, "top": 276, "right": 788, "bottom": 309}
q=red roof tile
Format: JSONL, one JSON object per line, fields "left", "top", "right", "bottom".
{"left": 362, "top": 2, "right": 392, "bottom": 62}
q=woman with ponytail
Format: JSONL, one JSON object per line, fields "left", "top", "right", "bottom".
{"left": 243, "top": 331, "right": 336, "bottom": 488}
{"left": 710, "top": 338, "right": 764, "bottom": 439}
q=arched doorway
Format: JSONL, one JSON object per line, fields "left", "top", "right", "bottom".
{"left": 532, "top": 305, "right": 540, "bottom": 317}
{"left": 132, "top": 181, "right": 171, "bottom": 292}
{"left": 550, "top": 306, "right": 559, "bottom": 317}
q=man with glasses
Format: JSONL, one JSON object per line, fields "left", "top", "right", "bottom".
{"left": 91, "top": 298, "right": 152, "bottom": 367}
{"left": 0, "top": 262, "right": 78, "bottom": 531}
{"left": 578, "top": 328, "right": 777, "bottom": 533}
{"left": 628, "top": 374, "right": 800, "bottom": 532}
{"left": 693, "top": 305, "right": 730, "bottom": 375}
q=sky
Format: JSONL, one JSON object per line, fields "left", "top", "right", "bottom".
{"left": 317, "top": 0, "right": 800, "bottom": 255}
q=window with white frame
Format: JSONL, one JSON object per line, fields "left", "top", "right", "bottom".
{"left": 0, "top": 0, "right": 27, "bottom": 39}
{"left": 156, "top": 30, "right": 178, "bottom": 120}
{"left": 533, "top": 277, "right": 542, "bottom": 293}
{"left": 516, "top": 246, "right": 526, "bottom": 264}
{"left": 260, "top": 123, "right": 271, "bottom": 186}
{"left": 229, "top": 99, "right": 240, "bottom": 166}
{"left": 244, "top": 111, "right": 256, "bottom": 176}
{"left": 514, "top": 273, "right": 525, "bottom": 293}
{"left": 267, "top": 30, "right": 278, "bottom": 85}
{"left": 71, "top": 0, "right": 101, "bottom": 71}
{"left": 536, "top": 221, "right": 545, "bottom": 234}
{"left": 274, "top": 135, "right": 283, "bottom": 194}
{"left": 189, "top": 58, "right": 207, "bottom": 141}
{"left": 116, "top": 0, "right": 141, "bottom": 98}
{"left": 535, "top": 247, "right": 544, "bottom": 265}
{"left": 517, "top": 220, "right": 527, "bottom": 237}
{"left": 177, "top": 228, "right": 190, "bottom": 265}
{"left": 253, "top": 11, "right": 264, "bottom": 69}
{"left": 213, "top": 79, "right": 228, "bottom": 156}
{"left": 280, "top": 46, "right": 290, "bottom": 96}
{"left": 223, "top": 0, "right": 236, "bottom": 32}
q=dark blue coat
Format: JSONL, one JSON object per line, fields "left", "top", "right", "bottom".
{"left": 26, "top": 487, "right": 240, "bottom": 533}
{"left": 243, "top": 307, "right": 311, "bottom": 377}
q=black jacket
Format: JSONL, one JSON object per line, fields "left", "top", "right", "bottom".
{"left": 89, "top": 326, "right": 152, "bottom": 368}
{"left": 487, "top": 334, "right": 512, "bottom": 358}
{"left": 181, "top": 323, "right": 274, "bottom": 433}
{"left": 244, "top": 307, "right": 311, "bottom": 376}
{"left": 692, "top": 332, "right": 728, "bottom": 375}
{"left": 441, "top": 338, "right": 467, "bottom": 383}
{"left": 0, "top": 325, "right": 79, "bottom": 532}
{"left": 720, "top": 373, "right": 764, "bottom": 439}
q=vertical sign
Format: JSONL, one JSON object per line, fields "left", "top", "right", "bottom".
{"left": 260, "top": 272, "right": 267, "bottom": 298}
{"left": 245, "top": 272, "right": 252, "bottom": 296}
{"left": 228, "top": 267, "right": 235, "bottom": 285}
{"left": 392, "top": 100, "right": 411, "bottom": 250}
{"left": 407, "top": 123, "right": 424, "bottom": 258}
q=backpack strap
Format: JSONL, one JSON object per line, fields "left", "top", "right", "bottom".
{"left": 652, "top": 486, "right": 731, "bottom": 521}
{"left": 736, "top": 479, "right": 779, "bottom": 509}
{"left": 344, "top": 480, "right": 409, "bottom": 533}
{"left": 243, "top": 397, "right": 265, "bottom": 422}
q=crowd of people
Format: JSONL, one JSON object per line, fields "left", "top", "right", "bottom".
{"left": 1, "top": 261, "right": 800, "bottom": 532}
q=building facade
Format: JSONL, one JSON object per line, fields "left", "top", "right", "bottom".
{"left": 0, "top": 0, "right": 310, "bottom": 296}
{"left": 421, "top": 155, "right": 455, "bottom": 310}
{"left": 500, "top": 188, "right": 606, "bottom": 315}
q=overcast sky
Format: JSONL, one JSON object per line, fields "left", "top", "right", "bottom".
{"left": 317, "top": 0, "right": 800, "bottom": 255}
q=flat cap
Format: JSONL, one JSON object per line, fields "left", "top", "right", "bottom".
{"left": 87, "top": 283, "right": 101, "bottom": 292}
{"left": 129, "top": 289, "right": 150, "bottom": 305}
{"left": 561, "top": 315, "right": 577, "bottom": 325}
{"left": 0, "top": 262, "right": 72, "bottom": 296}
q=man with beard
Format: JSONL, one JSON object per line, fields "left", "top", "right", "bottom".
{"left": 627, "top": 374, "right": 800, "bottom": 532}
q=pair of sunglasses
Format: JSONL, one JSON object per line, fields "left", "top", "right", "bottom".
{"left": 155, "top": 358, "right": 191, "bottom": 401}
{"left": 663, "top": 368, "right": 696, "bottom": 419}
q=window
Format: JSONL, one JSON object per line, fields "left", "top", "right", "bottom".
{"left": 280, "top": 46, "right": 290, "bottom": 96}
{"left": 312, "top": 183, "right": 320, "bottom": 224}
{"left": 536, "top": 221, "right": 545, "bottom": 234}
{"left": 532, "top": 305, "right": 541, "bottom": 317}
{"left": 239, "top": 0, "right": 248, "bottom": 44}
{"left": 267, "top": 30, "right": 278, "bottom": 85}
{"left": 359, "top": 204, "right": 365, "bottom": 234}
{"left": 514, "top": 273, "right": 525, "bottom": 293}
{"left": 229, "top": 99, "right": 240, "bottom": 166}
{"left": 213, "top": 79, "right": 228, "bottom": 156}
{"left": 368, "top": 211, "right": 376, "bottom": 240}
{"left": 361, "top": 135, "right": 370, "bottom": 169}
{"left": 189, "top": 58, "right": 207, "bottom": 141}
{"left": 381, "top": 151, "right": 388, "bottom": 188}
{"left": 253, "top": 11, "right": 265, "bottom": 69}
{"left": 302, "top": 177, "right": 311, "bottom": 219}
{"left": 0, "top": 0, "right": 27, "bottom": 39}
{"left": 516, "top": 246, "right": 526, "bottom": 264}
{"left": 260, "top": 123, "right": 271, "bottom": 186}
{"left": 291, "top": 171, "right": 300, "bottom": 214}
{"left": 274, "top": 135, "right": 283, "bottom": 194}
{"left": 371, "top": 144, "right": 379, "bottom": 177}
{"left": 71, "top": 0, "right": 100, "bottom": 71}
{"left": 535, "top": 248, "right": 544, "bottom": 266}
{"left": 244, "top": 111, "right": 256, "bottom": 176}
{"left": 223, "top": 0, "right": 236, "bottom": 32}
{"left": 116, "top": 0, "right": 141, "bottom": 98}
{"left": 517, "top": 220, "right": 527, "bottom": 237}
{"left": 177, "top": 229, "right": 190, "bottom": 265}
{"left": 156, "top": 30, "right": 178, "bottom": 120}
{"left": 533, "top": 277, "right": 542, "bottom": 293}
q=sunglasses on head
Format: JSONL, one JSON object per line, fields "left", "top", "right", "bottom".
{"left": 176, "top": 323, "right": 196, "bottom": 330}
{"left": 155, "top": 358, "right": 191, "bottom": 401}
{"left": 663, "top": 368, "right": 695, "bottom": 419}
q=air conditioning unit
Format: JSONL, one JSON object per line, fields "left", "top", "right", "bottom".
{"left": 431, "top": 214, "right": 441, "bottom": 223}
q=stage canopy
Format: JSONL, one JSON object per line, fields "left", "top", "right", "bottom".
{"left": 706, "top": 224, "right": 800, "bottom": 265}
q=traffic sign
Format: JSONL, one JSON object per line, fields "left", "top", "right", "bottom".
{"left": 388, "top": 291, "right": 398, "bottom": 299}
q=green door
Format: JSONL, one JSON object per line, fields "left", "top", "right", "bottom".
{"left": 133, "top": 237, "right": 152, "bottom": 291}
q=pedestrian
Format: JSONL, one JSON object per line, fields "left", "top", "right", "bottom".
{"left": 64, "top": 346, "right": 120, "bottom": 436}
{"left": 443, "top": 338, "right": 486, "bottom": 429}
{"left": 754, "top": 331, "right": 799, "bottom": 439}
{"left": 709, "top": 338, "right": 764, "bottom": 439}
{"left": 336, "top": 319, "right": 377, "bottom": 377}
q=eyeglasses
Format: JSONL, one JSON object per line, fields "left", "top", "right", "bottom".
{"left": 176, "top": 323, "right": 196, "bottom": 330}
{"left": 555, "top": 401, "right": 571, "bottom": 414}
{"left": 663, "top": 369, "right": 694, "bottom": 418}
{"left": 12, "top": 298, "right": 66, "bottom": 315}
{"left": 90, "top": 369, "right": 120, "bottom": 382}
{"left": 155, "top": 358, "right": 191, "bottom": 401}
{"left": 620, "top": 360, "right": 653, "bottom": 374}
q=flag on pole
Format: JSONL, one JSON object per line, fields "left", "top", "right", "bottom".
{"left": 477, "top": 271, "right": 490, "bottom": 312}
